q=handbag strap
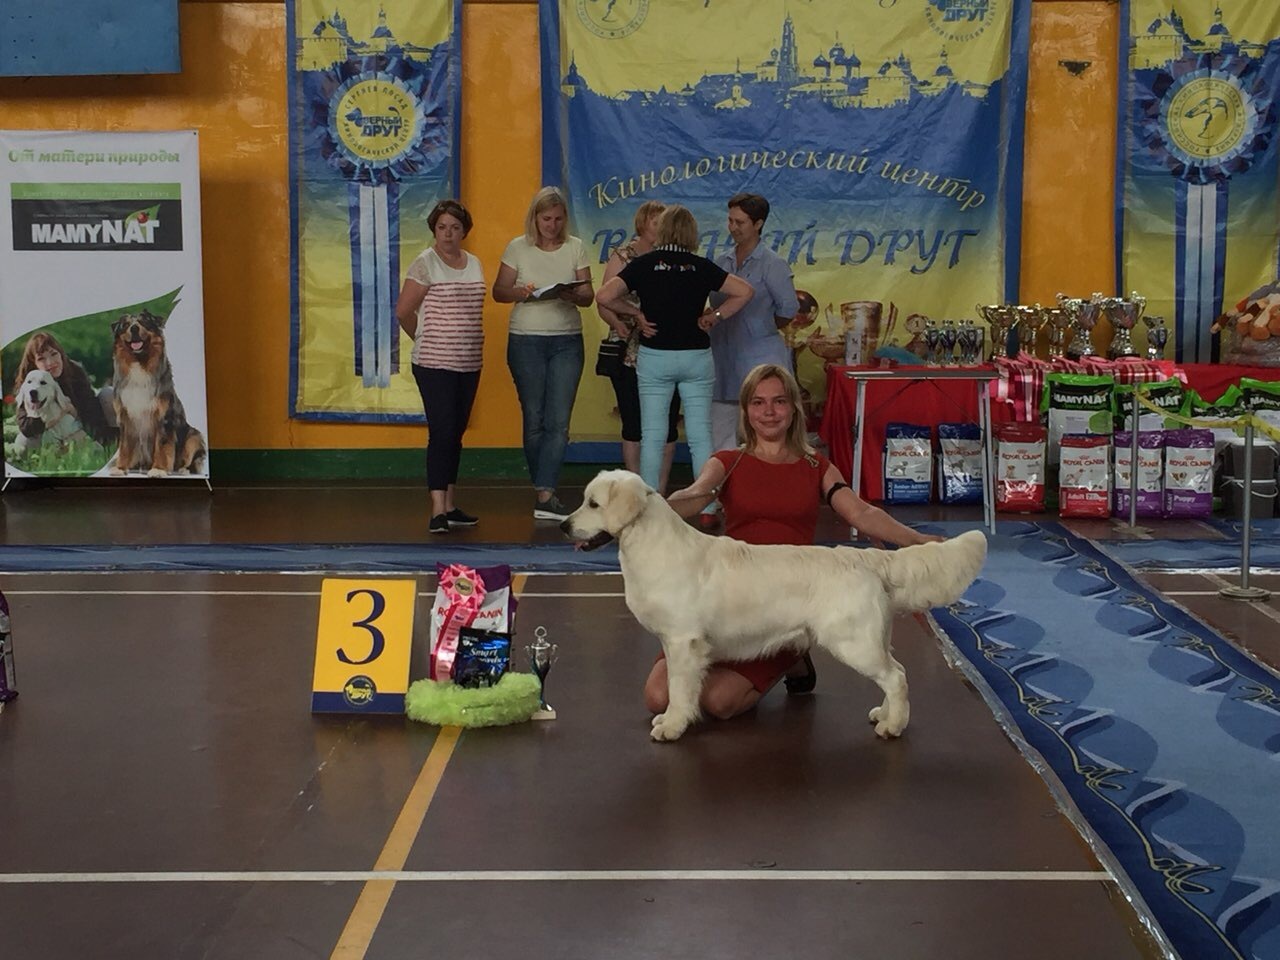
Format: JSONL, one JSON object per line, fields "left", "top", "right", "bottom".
{"left": 710, "top": 447, "right": 747, "bottom": 498}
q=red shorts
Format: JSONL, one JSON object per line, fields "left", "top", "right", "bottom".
{"left": 655, "top": 649, "right": 803, "bottom": 694}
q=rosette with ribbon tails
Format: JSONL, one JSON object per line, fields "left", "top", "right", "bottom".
{"left": 430, "top": 564, "right": 487, "bottom": 682}
{"left": 1135, "top": 44, "right": 1277, "bottom": 363}
{"left": 300, "top": 13, "right": 452, "bottom": 389}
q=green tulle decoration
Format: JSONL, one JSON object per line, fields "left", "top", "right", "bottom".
{"left": 404, "top": 672, "right": 542, "bottom": 727}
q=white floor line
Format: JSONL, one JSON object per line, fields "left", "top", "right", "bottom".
{"left": 0, "top": 869, "right": 1112, "bottom": 884}
{"left": 1202, "top": 573, "right": 1280, "bottom": 621}
{"left": 2, "top": 589, "right": 625, "bottom": 598}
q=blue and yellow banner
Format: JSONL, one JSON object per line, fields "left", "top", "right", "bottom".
{"left": 288, "top": 0, "right": 461, "bottom": 421}
{"left": 1119, "top": 2, "right": 1280, "bottom": 364}
{"left": 541, "top": 0, "right": 1030, "bottom": 438}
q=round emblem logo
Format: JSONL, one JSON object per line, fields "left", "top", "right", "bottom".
{"left": 924, "top": 0, "right": 996, "bottom": 43}
{"left": 1163, "top": 75, "right": 1248, "bottom": 164}
{"left": 343, "top": 675, "right": 377, "bottom": 708}
{"left": 576, "top": 0, "right": 648, "bottom": 40}
{"left": 330, "top": 75, "right": 421, "bottom": 169}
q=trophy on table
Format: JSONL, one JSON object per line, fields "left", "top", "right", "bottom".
{"left": 1014, "top": 304, "right": 1042, "bottom": 357}
{"left": 938, "top": 318, "right": 959, "bottom": 365}
{"left": 956, "top": 318, "right": 983, "bottom": 365}
{"left": 1106, "top": 292, "right": 1145, "bottom": 359}
{"left": 525, "top": 625, "right": 559, "bottom": 720}
{"left": 1041, "top": 305, "right": 1072, "bottom": 360}
{"left": 923, "top": 319, "right": 942, "bottom": 366}
{"left": 977, "top": 303, "right": 1017, "bottom": 361}
{"left": 1057, "top": 293, "right": 1099, "bottom": 359}
{"left": 1143, "top": 314, "right": 1169, "bottom": 360}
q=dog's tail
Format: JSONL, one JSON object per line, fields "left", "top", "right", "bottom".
{"left": 871, "top": 530, "right": 988, "bottom": 613}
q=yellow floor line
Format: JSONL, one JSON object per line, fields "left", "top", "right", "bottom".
{"left": 330, "top": 573, "right": 528, "bottom": 959}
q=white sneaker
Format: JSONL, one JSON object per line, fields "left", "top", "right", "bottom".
{"left": 533, "top": 494, "right": 572, "bottom": 521}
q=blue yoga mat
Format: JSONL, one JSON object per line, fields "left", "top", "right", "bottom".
{"left": 0, "top": 542, "right": 622, "bottom": 573}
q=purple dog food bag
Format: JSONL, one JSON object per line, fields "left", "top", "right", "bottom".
{"left": 1113, "top": 431, "right": 1164, "bottom": 518}
{"left": 1162, "top": 428, "right": 1214, "bottom": 518}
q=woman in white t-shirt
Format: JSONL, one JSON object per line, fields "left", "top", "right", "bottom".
{"left": 395, "top": 199, "right": 487, "bottom": 536}
{"left": 492, "top": 186, "right": 595, "bottom": 521}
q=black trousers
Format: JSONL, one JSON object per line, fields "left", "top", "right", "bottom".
{"left": 411, "top": 365, "right": 480, "bottom": 491}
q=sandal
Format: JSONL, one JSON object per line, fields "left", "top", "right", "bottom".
{"left": 783, "top": 652, "right": 817, "bottom": 695}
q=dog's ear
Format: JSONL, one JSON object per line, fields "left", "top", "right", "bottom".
{"left": 111, "top": 316, "right": 127, "bottom": 337}
{"left": 603, "top": 474, "right": 646, "bottom": 529}
{"left": 140, "top": 309, "right": 165, "bottom": 330}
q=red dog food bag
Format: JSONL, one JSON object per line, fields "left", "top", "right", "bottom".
{"left": 1059, "top": 434, "right": 1111, "bottom": 518}
{"left": 995, "top": 422, "right": 1046, "bottom": 512}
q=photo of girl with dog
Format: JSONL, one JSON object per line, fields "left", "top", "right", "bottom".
{"left": 3, "top": 324, "right": 116, "bottom": 475}
{"left": 2, "top": 288, "right": 203, "bottom": 478}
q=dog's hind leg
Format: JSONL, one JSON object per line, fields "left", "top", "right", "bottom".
{"left": 819, "top": 608, "right": 909, "bottom": 739}
{"left": 651, "top": 636, "right": 711, "bottom": 742}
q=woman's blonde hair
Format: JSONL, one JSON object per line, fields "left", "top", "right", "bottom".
{"left": 633, "top": 199, "right": 667, "bottom": 236}
{"left": 737, "top": 363, "right": 813, "bottom": 456}
{"left": 523, "top": 186, "right": 569, "bottom": 244}
{"left": 655, "top": 204, "right": 699, "bottom": 251}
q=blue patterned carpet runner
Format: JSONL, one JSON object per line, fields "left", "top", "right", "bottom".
{"left": 933, "top": 521, "right": 1280, "bottom": 960}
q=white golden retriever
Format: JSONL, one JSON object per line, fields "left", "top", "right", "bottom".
{"left": 13, "top": 369, "right": 88, "bottom": 454}
{"left": 562, "top": 470, "right": 988, "bottom": 743}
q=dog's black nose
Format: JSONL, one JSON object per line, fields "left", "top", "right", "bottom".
{"left": 558, "top": 518, "right": 572, "bottom": 535}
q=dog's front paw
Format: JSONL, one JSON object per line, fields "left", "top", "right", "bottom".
{"left": 650, "top": 712, "right": 689, "bottom": 742}
{"left": 146, "top": 467, "right": 167, "bottom": 478}
{"left": 109, "top": 467, "right": 126, "bottom": 477}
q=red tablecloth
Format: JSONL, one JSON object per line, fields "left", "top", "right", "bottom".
{"left": 989, "top": 355, "right": 1182, "bottom": 423}
{"left": 818, "top": 359, "right": 1280, "bottom": 501}
{"left": 1180, "top": 363, "right": 1280, "bottom": 402}
{"left": 819, "top": 366, "right": 983, "bottom": 500}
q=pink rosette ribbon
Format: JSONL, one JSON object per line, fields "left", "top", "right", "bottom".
{"left": 431, "top": 564, "right": 487, "bottom": 681}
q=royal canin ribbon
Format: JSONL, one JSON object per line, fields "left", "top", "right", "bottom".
{"left": 431, "top": 564, "right": 487, "bottom": 681}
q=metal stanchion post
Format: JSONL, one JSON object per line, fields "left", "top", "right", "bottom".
{"left": 1219, "top": 415, "right": 1271, "bottom": 601}
{"left": 1129, "top": 391, "right": 1140, "bottom": 529}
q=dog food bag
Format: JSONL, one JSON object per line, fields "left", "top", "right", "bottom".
{"left": 0, "top": 590, "right": 15, "bottom": 704}
{"left": 1242, "top": 378, "right": 1280, "bottom": 436}
{"left": 1041, "top": 373, "right": 1114, "bottom": 464}
{"left": 995, "top": 422, "right": 1047, "bottom": 513}
{"left": 1163, "top": 429, "right": 1215, "bottom": 518}
{"left": 937, "top": 423, "right": 983, "bottom": 504}
{"left": 452, "top": 628, "right": 513, "bottom": 689}
{"left": 430, "top": 564, "right": 517, "bottom": 682}
{"left": 883, "top": 423, "right": 932, "bottom": 504}
{"left": 1113, "top": 379, "right": 1187, "bottom": 432}
{"left": 1113, "top": 431, "right": 1164, "bottom": 518}
{"left": 1059, "top": 434, "right": 1111, "bottom": 518}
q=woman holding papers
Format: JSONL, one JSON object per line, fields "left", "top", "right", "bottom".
{"left": 493, "top": 186, "right": 595, "bottom": 521}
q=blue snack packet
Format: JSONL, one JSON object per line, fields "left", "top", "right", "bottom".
{"left": 452, "top": 628, "right": 512, "bottom": 689}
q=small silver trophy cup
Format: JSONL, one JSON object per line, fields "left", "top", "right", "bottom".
{"left": 525, "top": 625, "right": 559, "bottom": 720}
{"left": 1057, "top": 293, "right": 1099, "bottom": 360}
{"left": 1107, "top": 292, "right": 1145, "bottom": 359}
{"left": 1143, "top": 314, "right": 1169, "bottom": 360}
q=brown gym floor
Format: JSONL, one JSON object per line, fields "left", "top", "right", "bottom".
{"left": 2, "top": 479, "right": 1276, "bottom": 959}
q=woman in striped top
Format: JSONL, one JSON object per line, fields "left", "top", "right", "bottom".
{"left": 396, "top": 199, "right": 487, "bottom": 535}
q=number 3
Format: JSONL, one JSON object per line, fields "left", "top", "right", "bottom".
{"left": 337, "top": 589, "right": 386, "bottom": 664}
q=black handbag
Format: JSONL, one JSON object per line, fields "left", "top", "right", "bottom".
{"left": 595, "top": 337, "right": 626, "bottom": 377}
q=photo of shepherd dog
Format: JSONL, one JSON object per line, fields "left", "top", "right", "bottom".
{"left": 110, "top": 309, "right": 207, "bottom": 477}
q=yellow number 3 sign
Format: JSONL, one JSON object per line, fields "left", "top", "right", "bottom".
{"left": 311, "top": 578, "right": 417, "bottom": 714}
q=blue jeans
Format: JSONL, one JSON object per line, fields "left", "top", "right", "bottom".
{"left": 636, "top": 346, "right": 714, "bottom": 489}
{"left": 507, "top": 333, "right": 584, "bottom": 491}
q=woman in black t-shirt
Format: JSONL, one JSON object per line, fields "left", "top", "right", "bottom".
{"left": 596, "top": 205, "right": 753, "bottom": 490}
